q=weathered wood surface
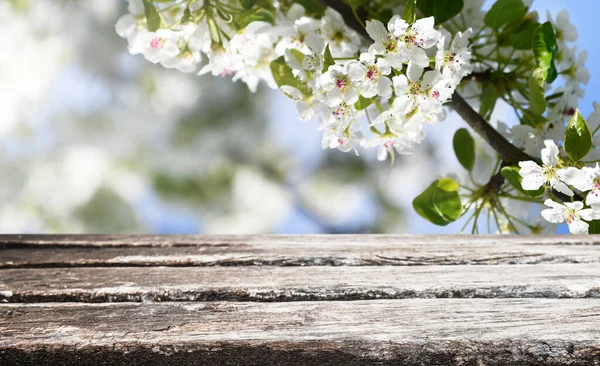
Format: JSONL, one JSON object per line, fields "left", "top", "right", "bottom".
{"left": 1, "top": 264, "right": 600, "bottom": 302}
{"left": 2, "top": 234, "right": 600, "bottom": 267}
{"left": 2, "top": 300, "right": 600, "bottom": 365}
{"left": 1, "top": 235, "right": 600, "bottom": 365}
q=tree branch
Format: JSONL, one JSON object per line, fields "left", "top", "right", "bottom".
{"left": 318, "top": 0, "right": 537, "bottom": 166}
{"left": 448, "top": 93, "right": 534, "bottom": 165}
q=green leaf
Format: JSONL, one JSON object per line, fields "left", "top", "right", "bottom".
{"left": 142, "top": 0, "right": 162, "bottom": 32}
{"left": 417, "top": 0, "right": 464, "bottom": 24}
{"left": 520, "top": 109, "right": 546, "bottom": 127}
{"left": 587, "top": 220, "right": 600, "bottom": 234}
{"left": 354, "top": 95, "right": 375, "bottom": 110}
{"left": 453, "top": 128, "right": 475, "bottom": 171}
{"left": 322, "top": 45, "right": 335, "bottom": 73}
{"left": 402, "top": 0, "right": 417, "bottom": 24}
{"left": 564, "top": 109, "right": 592, "bottom": 162}
{"left": 479, "top": 85, "right": 498, "bottom": 119}
{"left": 484, "top": 0, "right": 527, "bottom": 30}
{"left": 413, "top": 178, "right": 463, "bottom": 226}
{"left": 240, "top": 0, "right": 256, "bottom": 9}
{"left": 508, "top": 19, "right": 539, "bottom": 49}
{"left": 528, "top": 75, "right": 546, "bottom": 115}
{"left": 532, "top": 21, "right": 558, "bottom": 83}
{"left": 270, "top": 56, "right": 311, "bottom": 96}
{"left": 501, "top": 166, "right": 545, "bottom": 197}
{"left": 289, "top": 49, "right": 305, "bottom": 64}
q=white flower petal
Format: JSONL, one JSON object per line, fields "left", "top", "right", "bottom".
{"left": 520, "top": 172, "right": 546, "bottom": 191}
{"left": 541, "top": 139, "right": 559, "bottom": 167}
{"left": 377, "top": 77, "right": 392, "bottom": 99}
{"left": 586, "top": 189, "right": 600, "bottom": 211}
{"left": 541, "top": 207, "right": 565, "bottom": 223}
{"left": 557, "top": 167, "right": 592, "bottom": 191}
{"left": 392, "top": 75, "right": 408, "bottom": 94}
{"left": 544, "top": 198, "right": 565, "bottom": 210}
{"left": 568, "top": 219, "right": 589, "bottom": 235}
{"left": 564, "top": 201, "right": 584, "bottom": 210}
{"left": 407, "top": 62, "right": 424, "bottom": 82}
{"left": 296, "top": 102, "right": 315, "bottom": 121}
{"left": 377, "top": 145, "right": 388, "bottom": 161}
{"left": 550, "top": 179, "right": 574, "bottom": 196}
{"left": 365, "top": 20, "right": 388, "bottom": 42}
{"left": 579, "top": 208, "right": 600, "bottom": 222}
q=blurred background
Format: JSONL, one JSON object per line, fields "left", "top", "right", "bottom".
{"left": 0, "top": 0, "right": 597, "bottom": 234}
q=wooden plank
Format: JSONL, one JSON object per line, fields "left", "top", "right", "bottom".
{"left": 2, "top": 235, "right": 600, "bottom": 268}
{"left": 1, "top": 300, "right": 599, "bottom": 365}
{"left": 2, "top": 234, "right": 600, "bottom": 247}
{"left": 2, "top": 264, "right": 599, "bottom": 302}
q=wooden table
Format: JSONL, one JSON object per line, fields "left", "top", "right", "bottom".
{"left": 1, "top": 235, "right": 599, "bottom": 365}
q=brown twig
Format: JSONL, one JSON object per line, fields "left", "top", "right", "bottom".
{"left": 447, "top": 93, "right": 535, "bottom": 165}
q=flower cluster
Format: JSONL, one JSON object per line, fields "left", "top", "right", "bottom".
{"left": 285, "top": 14, "right": 472, "bottom": 161}
{"left": 115, "top": 0, "right": 473, "bottom": 160}
{"left": 519, "top": 139, "right": 600, "bottom": 234}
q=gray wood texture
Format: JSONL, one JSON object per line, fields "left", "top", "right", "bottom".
{"left": 1, "top": 235, "right": 600, "bottom": 365}
{"left": 2, "top": 234, "right": 600, "bottom": 267}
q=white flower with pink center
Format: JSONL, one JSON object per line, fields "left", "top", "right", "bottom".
{"left": 348, "top": 53, "right": 392, "bottom": 98}
{"left": 518, "top": 140, "right": 573, "bottom": 196}
{"left": 389, "top": 16, "right": 440, "bottom": 75}
{"left": 367, "top": 103, "right": 426, "bottom": 161}
{"left": 435, "top": 28, "right": 473, "bottom": 86}
{"left": 392, "top": 67, "right": 446, "bottom": 115}
{"left": 319, "top": 64, "right": 359, "bottom": 108}
{"left": 198, "top": 46, "right": 235, "bottom": 78}
{"left": 320, "top": 116, "right": 363, "bottom": 154}
{"left": 541, "top": 199, "right": 600, "bottom": 235}
{"left": 586, "top": 179, "right": 600, "bottom": 210}
{"left": 368, "top": 132, "right": 415, "bottom": 162}
{"left": 366, "top": 16, "right": 410, "bottom": 70}
{"left": 559, "top": 164, "right": 600, "bottom": 211}
{"left": 130, "top": 29, "right": 180, "bottom": 64}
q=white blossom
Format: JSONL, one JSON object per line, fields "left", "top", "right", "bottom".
{"left": 436, "top": 28, "right": 473, "bottom": 85}
{"left": 369, "top": 16, "right": 439, "bottom": 74}
{"left": 541, "top": 199, "right": 600, "bottom": 234}
{"left": 518, "top": 139, "right": 573, "bottom": 196}
{"left": 274, "top": 6, "right": 320, "bottom": 55}
{"left": 347, "top": 53, "right": 392, "bottom": 98}
{"left": 228, "top": 21, "right": 278, "bottom": 92}
{"left": 320, "top": 8, "right": 361, "bottom": 57}
{"left": 548, "top": 9, "right": 578, "bottom": 45}
{"left": 319, "top": 64, "right": 359, "bottom": 107}
{"left": 365, "top": 17, "right": 406, "bottom": 69}
{"left": 130, "top": 29, "right": 180, "bottom": 64}
{"left": 392, "top": 67, "right": 449, "bottom": 115}
{"left": 321, "top": 121, "right": 363, "bottom": 154}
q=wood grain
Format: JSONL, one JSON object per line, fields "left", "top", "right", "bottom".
{"left": 2, "top": 235, "right": 600, "bottom": 268}
{"left": 1, "top": 264, "right": 600, "bottom": 302}
{"left": 1, "top": 300, "right": 600, "bottom": 365}
{"left": 3, "top": 235, "right": 600, "bottom": 365}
